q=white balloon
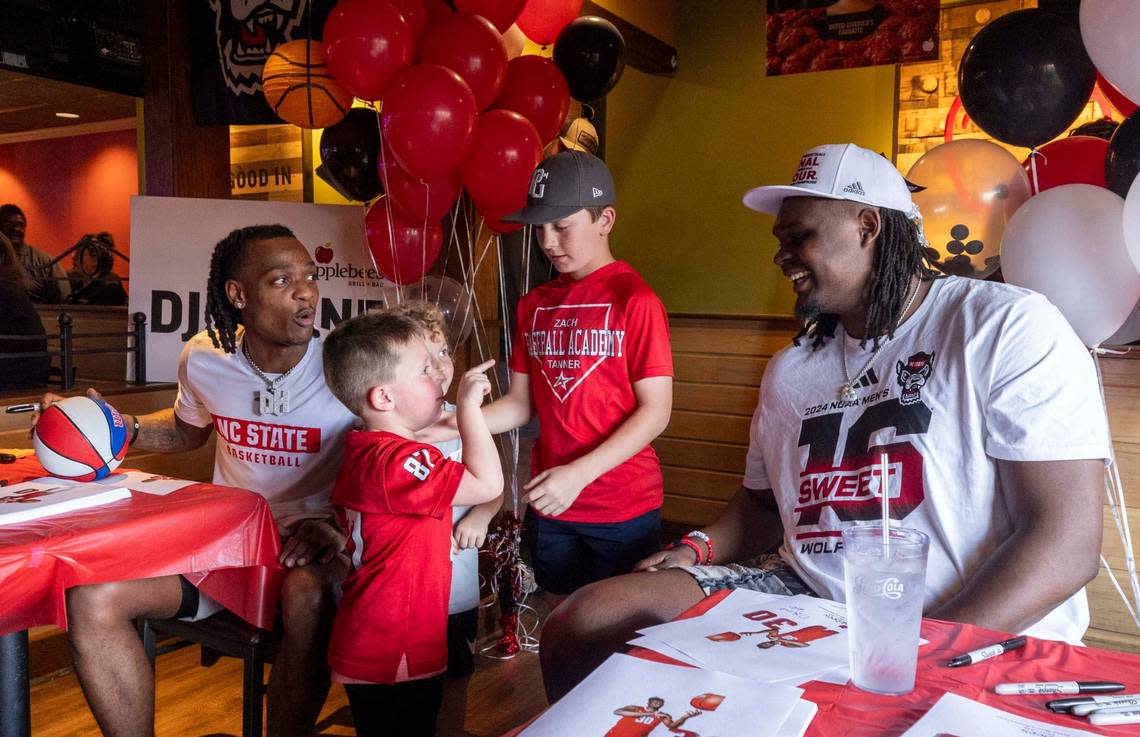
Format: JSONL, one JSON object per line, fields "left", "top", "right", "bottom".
{"left": 1001, "top": 184, "right": 1140, "bottom": 346}
{"left": 1080, "top": 0, "right": 1140, "bottom": 106}
{"left": 1125, "top": 172, "right": 1140, "bottom": 275}
{"left": 1105, "top": 301, "right": 1140, "bottom": 345}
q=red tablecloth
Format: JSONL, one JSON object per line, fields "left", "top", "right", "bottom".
{"left": 506, "top": 590, "right": 1140, "bottom": 736}
{"left": 0, "top": 458, "right": 282, "bottom": 632}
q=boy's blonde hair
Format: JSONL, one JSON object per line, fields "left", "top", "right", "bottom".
{"left": 322, "top": 311, "right": 422, "bottom": 416}
{"left": 390, "top": 299, "right": 449, "bottom": 345}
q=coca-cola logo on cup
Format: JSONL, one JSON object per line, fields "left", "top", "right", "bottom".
{"left": 875, "top": 577, "right": 905, "bottom": 599}
{"left": 854, "top": 575, "right": 905, "bottom": 599}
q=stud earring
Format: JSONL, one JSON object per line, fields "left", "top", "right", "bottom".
{"left": 235, "top": 301, "right": 245, "bottom": 309}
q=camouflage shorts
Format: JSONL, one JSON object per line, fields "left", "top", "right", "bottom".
{"left": 678, "top": 553, "right": 816, "bottom": 598}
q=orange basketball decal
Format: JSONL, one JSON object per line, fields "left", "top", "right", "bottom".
{"left": 261, "top": 39, "right": 353, "bottom": 129}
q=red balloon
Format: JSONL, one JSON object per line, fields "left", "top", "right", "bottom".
{"left": 323, "top": 0, "right": 414, "bottom": 101}
{"left": 419, "top": 13, "right": 508, "bottom": 110}
{"left": 515, "top": 0, "right": 582, "bottom": 46}
{"left": 455, "top": 0, "right": 527, "bottom": 32}
{"left": 481, "top": 207, "right": 525, "bottom": 234}
{"left": 493, "top": 55, "right": 570, "bottom": 143}
{"left": 365, "top": 202, "right": 444, "bottom": 285}
{"left": 389, "top": 0, "right": 429, "bottom": 41}
{"left": 380, "top": 159, "right": 463, "bottom": 221}
{"left": 460, "top": 109, "right": 543, "bottom": 211}
{"left": 381, "top": 64, "right": 478, "bottom": 180}
{"left": 421, "top": 0, "right": 455, "bottom": 23}
{"left": 1099, "top": 72, "right": 1139, "bottom": 117}
{"left": 1021, "top": 135, "right": 1110, "bottom": 194}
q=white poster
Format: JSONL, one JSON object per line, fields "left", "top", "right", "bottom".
{"left": 521, "top": 654, "right": 805, "bottom": 737}
{"left": 639, "top": 591, "right": 850, "bottom": 685}
{"left": 129, "top": 196, "right": 395, "bottom": 382}
{"left": 899, "top": 693, "right": 1099, "bottom": 737}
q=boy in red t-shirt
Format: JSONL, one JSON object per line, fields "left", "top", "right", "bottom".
{"left": 321, "top": 311, "right": 502, "bottom": 737}
{"left": 486, "top": 151, "right": 674, "bottom": 596}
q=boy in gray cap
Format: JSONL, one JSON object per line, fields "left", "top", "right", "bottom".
{"left": 470, "top": 151, "right": 675, "bottom": 598}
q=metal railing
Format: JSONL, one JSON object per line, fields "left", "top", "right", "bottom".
{"left": 0, "top": 312, "right": 147, "bottom": 390}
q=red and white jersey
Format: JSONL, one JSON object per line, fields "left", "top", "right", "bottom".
{"left": 328, "top": 431, "right": 464, "bottom": 684}
{"left": 604, "top": 708, "right": 668, "bottom": 737}
{"left": 510, "top": 260, "right": 673, "bottom": 523}
{"left": 174, "top": 331, "right": 356, "bottom": 532}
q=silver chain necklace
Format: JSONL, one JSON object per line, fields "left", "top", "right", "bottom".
{"left": 838, "top": 280, "right": 921, "bottom": 401}
{"left": 243, "top": 340, "right": 298, "bottom": 416}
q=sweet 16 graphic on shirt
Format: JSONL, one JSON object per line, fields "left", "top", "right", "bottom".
{"left": 212, "top": 414, "right": 321, "bottom": 467}
{"left": 793, "top": 350, "right": 936, "bottom": 557}
{"left": 525, "top": 303, "right": 627, "bottom": 402}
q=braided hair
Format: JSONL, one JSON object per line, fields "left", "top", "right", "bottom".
{"left": 204, "top": 224, "right": 296, "bottom": 353}
{"left": 793, "top": 206, "right": 939, "bottom": 352}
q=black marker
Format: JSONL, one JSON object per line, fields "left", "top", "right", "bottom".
{"left": 995, "top": 681, "right": 1125, "bottom": 696}
{"left": 946, "top": 636, "right": 1027, "bottom": 667}
{"left": 1047, "top": 693, "right": 1140, "bottom": 713}
{"left": 4, "top": 403, "right": 40, "bottom": 414}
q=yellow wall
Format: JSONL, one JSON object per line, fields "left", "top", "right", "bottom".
{"left": 605, "top": 1, "right": 897, "bottom": 316}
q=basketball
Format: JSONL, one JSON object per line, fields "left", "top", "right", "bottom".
{"left": 690, "top": 693, "right": 725, "bottom": 711}
{"left": 261, "top": 40, "right": 354, "bottom": 129}
{"left": 33, "top": 396, "right": 130, "bottom": 481}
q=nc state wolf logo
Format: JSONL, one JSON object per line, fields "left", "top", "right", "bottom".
{"left": 896, "top": 350, "right": 935, "bottom": 406}
{"left": 209, "top": 0, "right": 309, "bottom": 96}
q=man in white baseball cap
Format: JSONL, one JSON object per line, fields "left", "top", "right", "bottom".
{"left": 537, "top": 142, "right": 1110, "bottom": 701}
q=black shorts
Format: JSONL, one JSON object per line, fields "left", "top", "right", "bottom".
{"left": 445, "top": 608, "right": 478, "bottom": 678}
{"left": 522, "top": 508, "right": 661, "bottom": 595}
{"left": 174, "top": 575, "right": 199, "bottom": 619}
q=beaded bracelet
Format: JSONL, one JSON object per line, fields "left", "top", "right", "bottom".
{"left": 668, "top": 537, "right": 705, "bottom": 564}
{"left": 685, "top": 530, "right": 714, "bottom": 564}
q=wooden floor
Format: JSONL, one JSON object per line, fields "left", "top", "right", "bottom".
{"left": 28, "top": 619, "right": 549, "bottom": 737}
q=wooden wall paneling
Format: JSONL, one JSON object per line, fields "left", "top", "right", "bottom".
{"left": 141, "top": 0, "right": 230, "bottom": 198}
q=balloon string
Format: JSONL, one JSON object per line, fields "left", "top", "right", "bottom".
{"left": 375, "top": 121, "right": 401, "bottom": 289}
{"left": 1027, "top": 148, "right": 1045, "bottom": 196}
{"left": 1091, "top": 349, "right": 1140, "bottom": 629}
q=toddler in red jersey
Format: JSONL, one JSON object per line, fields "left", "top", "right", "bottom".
{"left": 321, "top": 311, "right": 502, "bottom": 737}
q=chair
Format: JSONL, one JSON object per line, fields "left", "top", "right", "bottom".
{"left": 139, "top": 612, "right": 281, "bottom": 737}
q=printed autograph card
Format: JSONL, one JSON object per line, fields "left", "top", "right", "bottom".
{"left": 639, "top": 591, "right": 850, "bottom": 684}
{"left": 520, "top": 654, "right": 805, "bottom": 737}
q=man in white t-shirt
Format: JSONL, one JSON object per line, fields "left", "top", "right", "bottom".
{"left": 538, "top": 143, "right": 1111, "bottom": 700}
{"left": 50, "top": 225, "right": 357, "bottom": 736}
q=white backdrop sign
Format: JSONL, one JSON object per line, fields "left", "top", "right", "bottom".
{"left": 129, "top": 196, "right": 394, "bottom": 382}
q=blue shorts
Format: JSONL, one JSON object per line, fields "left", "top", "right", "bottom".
{"left": 523, "top": 508, "right": 661, "bottom": 595}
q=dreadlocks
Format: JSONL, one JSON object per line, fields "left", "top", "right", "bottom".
{"left": 793, "top": 206, "right": 939, "bottom": 352}
{"left": 204, "top": 224, "right": 296, "bottom": 353}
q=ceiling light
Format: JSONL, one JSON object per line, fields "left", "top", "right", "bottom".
{"left": 55, "top": 112, "right": 80, "bottom": 119}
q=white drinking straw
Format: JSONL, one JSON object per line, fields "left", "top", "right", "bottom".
{"left": 880, "top": 452, "right": 891, "bottom": 548}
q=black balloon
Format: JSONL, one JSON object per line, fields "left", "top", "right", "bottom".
{"left": 1106, "top": 111, "right": 1140, "bottom": 198}
{"left": 1037, "top": 0, "right": 1079, "bottom": 25}
{"left": 317, "top": 108, "right": 382, "bottom": 202}
{"left": 553, "top": 16, "right": 625, "bottom": 103}
{"left": 958, "top": 10, "right": 1096, "bottom": 148}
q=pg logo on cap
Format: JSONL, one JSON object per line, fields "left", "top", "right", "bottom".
{"left": 529, "top": 169, "right": 550, "bottom": 199}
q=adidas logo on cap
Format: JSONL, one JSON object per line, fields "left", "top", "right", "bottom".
{"left": 842, "top": 181, "right": 866, "bottom": 196}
